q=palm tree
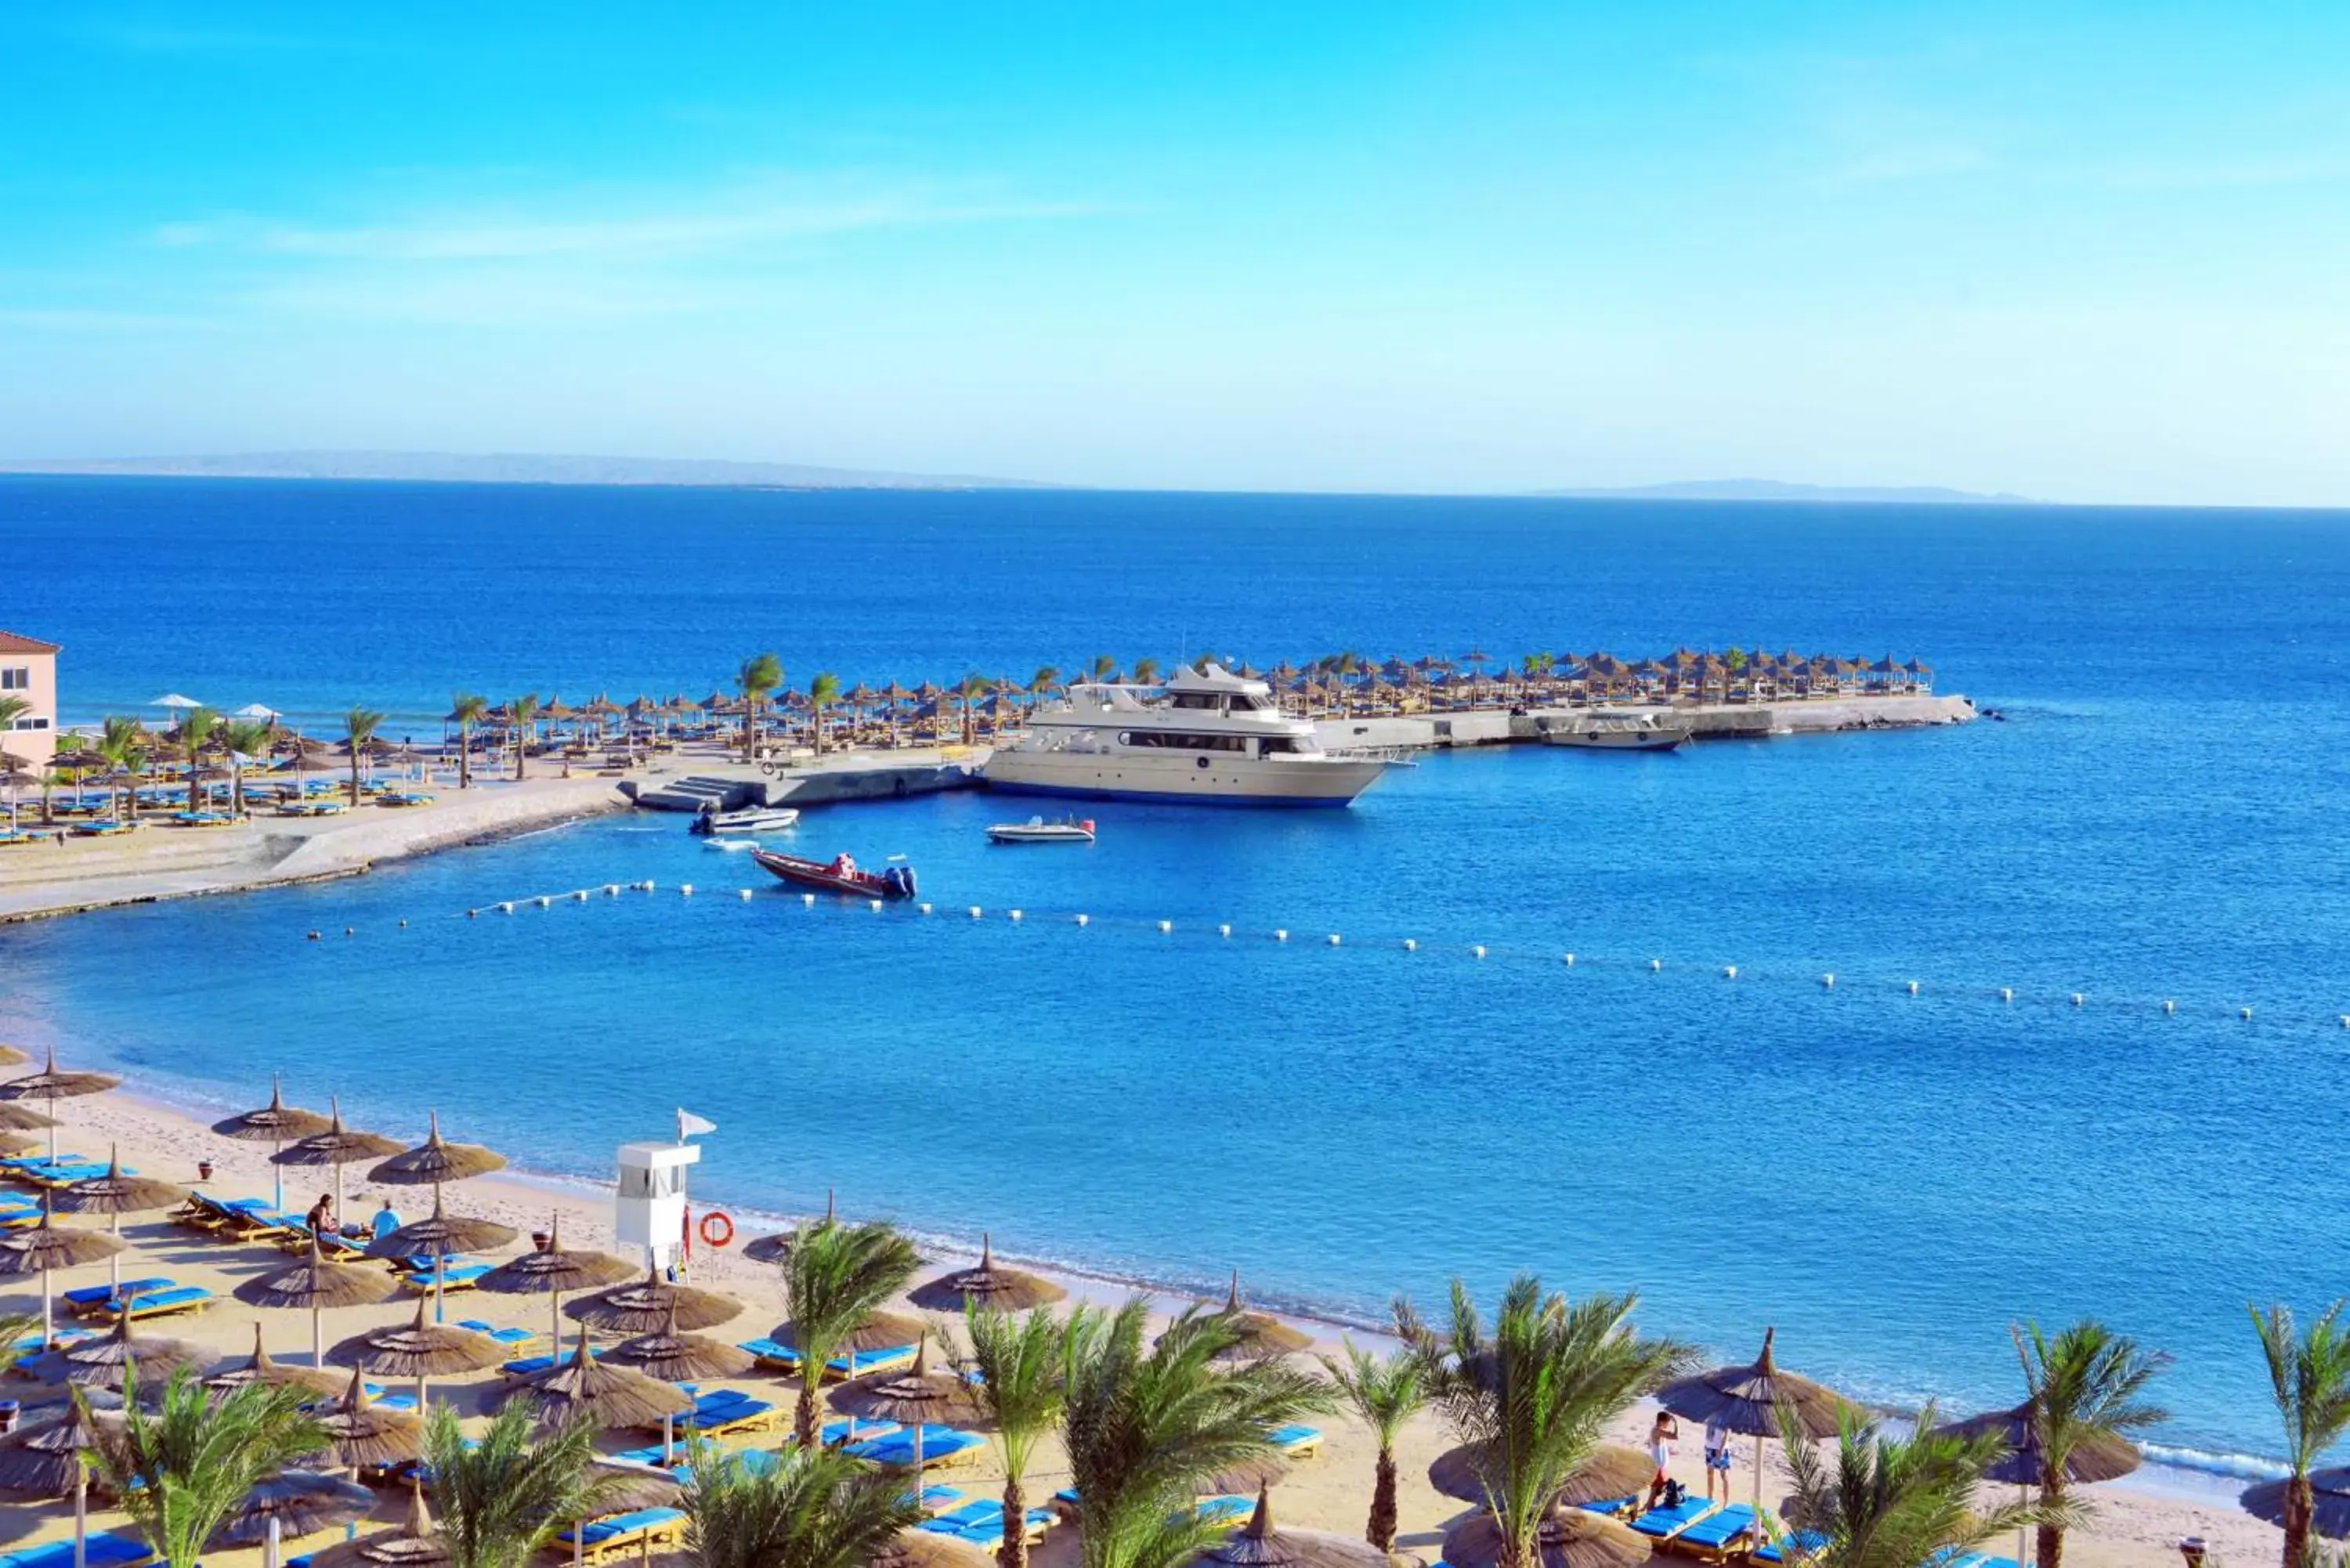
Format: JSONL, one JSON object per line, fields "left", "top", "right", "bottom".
{"left": 780, "top": 1219, "right": 921, "bottom": 1448}
{"left": 1777, "top": 1404, "right": 2076, "bottom": 1568}
{"left": 1132, "top": 657, "right": 1161, "bottom": 685}
{"left": 2253, "top": 1302, "right": 2350, "bottom": 1568}
{"left": 82, "top": 1367, "right": 327, "bottom": 1568}
{"left": 1060, "top": 1298, "right": 1332, "bottom": 1568}
{"left": 425, "top": 1404, "right": 617, "bottom": 1568}
{"left": 964, "top": 1305, "right": 1068, "bottom": 1568}
{"left": 343, "top": 707, "right": 385, "bottom": 804}
{"left": 1321, "top": 1337, "right": 1425, "bottom": 1551}
{"left": 450, "top": 692, "right": 489, "bottom": 789}
{"left": 176, "top": 705, "right": 219, "bottom": 812}
{"left": 219, "top": 719, "right": 273, "bottom": 816}
{"left": 1397, "top": 1279, "right": 1690, "bottom": 1568}
{"left": 956, "top": 673, "right": 989, "bottom": 746}
{"left": 1027, "top": 667, "right": 1059, "bottom": 715}
{"left": 1089, "top": 654, "right": 1117, "bottom": 684}
{"left": 739, "top": 654, "right": 783, "bottom": 761}
{"left": 509, "top": 694, "right": 540, "bottom": 780}
{"left": 681, "top": 1436, "right": 917, "bottom": 1568}
{"left": 808, "top": 673, "right": 841, "bottom": 757}
{"left": 2011, "top": 1320, "right": 2170, "bottom": 1568}
{"left": 98, "top": 714, "right": 148, "bottom": 821}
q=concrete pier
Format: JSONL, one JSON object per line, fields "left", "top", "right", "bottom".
{"left": 1317, "top": 692, "right": 1973, "bottom": 751}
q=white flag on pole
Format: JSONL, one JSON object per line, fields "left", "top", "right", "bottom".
{"left": 678, "top": 1107, "right": 718, "bottom": 1142}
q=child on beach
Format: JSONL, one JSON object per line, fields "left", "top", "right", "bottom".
{"left": 1704, "top": 1418, "right": 1734, "bottom": 1501}
{"left": 1644, "top": 1411, "right": 1680, "bottom": 1510}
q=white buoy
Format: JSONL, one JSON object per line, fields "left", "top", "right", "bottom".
{"left": 399, "top": 919, "right": 407, "bottom": 928}
{"left": 1404, "top": 938, "right": 1418, "bottom": 952}
{"left": 1563, "top": 952, "right": 1574, "bottom": 966}
{"left": 1274, "top": 929, "right": 1289, "bottom": 942}
{"left": 1328, "top": 934, "right": 1342, "bottom": 947}
{"left": 2241, "top": 1006, "right": 2254, "bottom": 1021}
{"left": 2000, "top": 987, "right": 2014, "bottom": 1003}
{"left": 1723, "top": 965, "right": 1737, "bottom": 980}
{"left": 1158, "top": 919, "right": 1173, "bottom": 934}
{"left": 2163, "top": 999, "right": 2175, "bottom": 1013}
{"left": 644, "top": 881, "right": 656, "bottom": 892}
{"left": 802, "top": 893, "right": 816, "bottom": 908}
{"left": 1009, "top": 909, "right": 1023, "bottom": 922}
{"left": 1473, "top": 945, "right": 1488, "bottom": 959}
{"left": 1219, "top": 923, "right": 1232, "bottom": 938}
{"left": 1821, "top": 974, "right": 1835, "bottom": 988}
{"left": 2068, "top": 992, "right": 2083, "bottom": 1007}
{"left": 1650, "top": 958, "right": 1661, "bottom": 972}
{"left": 536, "top": 896, "right": 551, "bottom": 909}
{"left": 574, "top": 890, "right": 588, "bottom": 901}
{"left": 1074, "top": 913, "right": 1087, "bottom": 926}
{"left": 466, "top": 909, "right": 478, "bottom": 919}
{"left": 868, "top": 898, "right": 881, "bottom": 912}
{"left": 2339, "top": 1015, "right": 2348, "bottom": 1028}
{"left": 971, "top": 906, "right": 985, "bottom": 919}
{"left": 920, "top": 902, "right": 933, "bottom": 915}
{"left": 739, "top": 888, "right": 753, "bottom": 901}
{"left": 681, "top": 884, "right": 694, "bottom": 897}
{"left": 606, "top": 883, "right": 620, "bottom": 896}
{"left": 497, "top": 901, "right": 514, "bottom": 914}
{"left": 1907, "top": 980, "right": 1920, "bottom": 995}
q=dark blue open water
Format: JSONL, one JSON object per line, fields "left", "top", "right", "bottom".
{"left": 4, "top": 476, "right": 2349, "bottom": 1468}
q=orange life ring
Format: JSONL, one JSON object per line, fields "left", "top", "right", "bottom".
{"left": 699, "top": 1211, "right": 735, "bottom": 1248}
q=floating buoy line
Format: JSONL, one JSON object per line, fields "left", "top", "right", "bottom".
{"left": 311, "top": 876, "right": 2350, "bottom": 1035}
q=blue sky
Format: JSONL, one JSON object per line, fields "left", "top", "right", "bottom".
{"left": 2, "top": 4, "right": 2345, "bottom": 503}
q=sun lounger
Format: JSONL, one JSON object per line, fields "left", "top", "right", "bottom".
{"left": 931, "top": 1505, "right": 1054, "bottom": 1551}
{"left": 1668, "top": 1503, "right": 1758, "bottom": 1562}
{"left": 918, "top": 1502, "right": 1004, "bottom": 1535}
{"left": 842, "top": 1424, "right": 985, "bottom": 1469}
{"left": 1629, "top": 1497, "right": 1722, "bottom": 1545}
{"left": 555, "top": 1506, "right": 688, "bottom": 1565}
{"left": 1195, "top": 1495, "right": 1255, "bottom": 1526}
{"left": 1749, "top": 1528, "right": 1828, "bottom": 1565}
{"left": 502, "top": 1353, "right": 560, "bottom": 1378}
{"left": 218, "top": 1205, "right": 298, "bottom": 1243}
{"left": 1577, "top": 1495, "right": 1640, "bottom": 1520}
{"left": 906, "top": 1486, "right": 962, "bottom": 1516}
{"left": 399, "top": 1260, "right": 491, "bottom": 1291}
{"left": 672, "top": 1389, "right": 782, "bottom": 1437}
{"left": 0, "top": 1529, "right": 157, "bottom": 1568}
{"left": 737, "top": 1336, "right": 801, "bottom": 1372}
{"left": 830, "top": 1344, "right": 917, "bottom": 1378}
{"left": 81, "top": 1284, "right": 212, "bottom": 1321}
{"left": 457, "top": 1319, "right": 535, "bottom": 1346}
{"left": 276, "top": 1223, "right": 372, "bottom": 1262}
{"left": 63, "top": 1277, "right": 174, "bottom": 1306}
{"left": 1265, "top": 1423, "right": 1324, "bottom": 1458}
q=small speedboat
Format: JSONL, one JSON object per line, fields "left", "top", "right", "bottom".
{"left": 701, "top": 836, "right": 762, "bottom": 852}
{"left": 754, "top": 849, "right": 918, "bottom": 899}
{"left": 1547, "top": 714, "right": 1693, "bottom": 751}
{"left": 988, "top": 816, "right": 1097, "bottom": 844}
{"left": 691, "top": 804, "right": 801, "bottom": 836}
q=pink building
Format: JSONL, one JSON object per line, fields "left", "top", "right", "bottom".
{"left": 0, "top": 630, "right": 60, "bottom": 771}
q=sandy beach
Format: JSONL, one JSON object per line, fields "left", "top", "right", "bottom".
{"left": 0, "top": 1086, "right": 2282, "bottom": 1568}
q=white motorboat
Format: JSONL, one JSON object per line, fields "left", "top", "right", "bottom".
{"left": 1546, "top": 713, "right": 1693, "bottom": 751}
{"left": 988, "top": 815, "right": 1097, "bottom": 844}
{"left": 690, "top": 804, "right": 801, "bottom": 836}
{"left": 701, "top": 836, "right": 763, "bottom": 852}
{"left": 981, "top": 662, "right": 1388, "bottom": 807}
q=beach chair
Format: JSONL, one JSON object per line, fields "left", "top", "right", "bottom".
{"left": 73, "top": 1283, "right": 212, "bottom": 1321}
{"left": 553, "top": 1507, "right": 688, "bottom": 1565}
{"left": 1194, "top": 1496, "right": 1255, "bottom": 1527}
{"left": 673, "top": 1389, "right": 782, "bottom": 1438}
{"left": 1667, "top": 1503, "right": 1758, "bottom": 1562}
{"left": 1265, "top": 1423, "right": 1324, "bottom": 1458}
{"left": 1576, "top": 1495, "right": 1641, "bottom": 1521}
{"left": 905, "top": 1485, "right": 963, "bottom": 1516}
{"left": 736, "top": 1336, "right": 802, "bottom": 1373}
{"left": 279, "top": 1224, "right": 372, "bottom": 1263}
{"left": 219, "top": 1205, "right": 298, "bottom": 1244}
{"left": 0, "top": 1529, "right": 157, "bottom": 1568}
{"left": 400, "top": 1260, "right": 491, "bottom": 1291}
{"left": 942, "top": 1507, "right": 1054, "bottom": 1552}
{"left": 457, "top": 1319, "right": 536, "bottom": 1346}
{"left": 64, "top": 1278, "right": 175, "bottom": 1310}
{"left": 1749, "top": 1528, "right": 1828, "bottom": 1565}
{"left": 919, "top": 1501, "right": 1006, "bottom": 1537}
{"left": 1629, "top": 1497, "right": 1722, "bottom": 1546}
{"left": 827, "top": 1343, "right": 918, "bottom": 1379}
{"left": 501, "top": 1353, "right": 561, "bottom": 1378}
{"left": 842, "top": 1424, "right": 985, "bottom": 1469}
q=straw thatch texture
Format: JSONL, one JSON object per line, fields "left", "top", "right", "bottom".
{"left": 909, "top": 1234, "right": 1068, "bottom": 1313}
{"left": 0, "top": 1047, "right": 121, "bottom": 1102}
{"left": 212, "top": 1078, "right": 333, "bottom": 1143}
{"left": 871, "top": 1531, "right": 990, "bottom": 1568}
{"left": 0, "top": 1197, "right": 126, "bottom": 1274}
{"left": 206, "top": 1321, "right": 345, "bottom": 1398}
{"left": 331, "top": 1295, "right": 508, "bottom": 1379}
{"left": 309, "top": 1485, "right": 452, "bottom": 1568}
{"left": 56, "top": 1145, "right": 190, "bottom": 1216}
{"left": 0, "top": 1102, "right": 56, "bottom": 1132}
{"left": 236, "top": 1241, "right": 402, "bottom": 1313}
{"left": 1427, "top": 1443, "right": 1654, "bottom": 1507}
{"left": 606, "top": 1302, "right": 756, "bottom": 1383}
{"left": 33, "top": 1310, "right": 211, "bottom": 1391}
{"left": 209, "top": 1470, "right": 377, "bottom": 1548}
{"left": 772, "top": 1306, "right": 928, "bottom": 1356}
{"left": 566, "top": 1266, "right": 743, "bottom": 1335}
{"left": 831, "top": 1339, "right": 985, "bottom": 1428}
{"left": 1654, "top": 1328, "right": 1859, "bottom": 1440}
{"left": 314, "top": 1369, "right": 426, "bottom": 1469}
{"left": 272, "top": 1097, "right": 403, "bottom": 1172}
{"left": 364, "top": 1191, "right": 518, "bottom": 1262}
{"left": 1932, "top": 1401, "right": 2142, "bottom": 1487}
{"left": 367, "top": 1111, "right": 507, "bottom": 1187}
{"left": 0, "top": 1406, "right": 116, "bottom": 1497}
{"left": 498, "top": 1332, "right": 693, "bottom": 1430}
{"left": 476, "top": 1217, "right": 636, "bottom": 1296}
{"left": 1440, "top": 1505, "right": 1650, "bottom": 1568}
{"left": 2242, "top": 1470, "right": 2350, "bottom": 1539}
{"left": 1195, "top": 1489, "right": 1397, "bottom": 1568}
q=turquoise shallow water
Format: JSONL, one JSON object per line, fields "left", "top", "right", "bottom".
{"left": 4, "top": 477, "right": 2349, "bottom": 1466}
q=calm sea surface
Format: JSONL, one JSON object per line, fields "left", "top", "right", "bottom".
{"left": 5, "top": 476, "right": 2350, "bottom": 1467}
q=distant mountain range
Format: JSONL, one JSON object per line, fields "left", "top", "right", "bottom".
{"left": 1535, "top": 479, "right": 2038, "bottom": 504}
{"left": 0, "top": 450, "right": 1052, "bottom": 491}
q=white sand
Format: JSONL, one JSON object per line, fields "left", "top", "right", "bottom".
{"left": 0, "top": 1089, "right": 2280, "bottom": 1568}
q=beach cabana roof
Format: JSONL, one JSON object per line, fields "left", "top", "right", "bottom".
{"left": 56, "top": 1144, "right": 189, "bottom": 1217}
{"left": 497, "top": 1329, "right": 693, "bottom": 1430}
{"left": 1427, "top": 1442, "right": 1654, "bottom": 1507}
{"left": 31, "top": 1306, "right": 210, "bottom": 1392}
{"left": 309, "top": 1484, "right": 450, "bottom": 1568}
{"left": 911, "top": 1234, "right": 1068, "bottom": 1313}
{"left": 0, "top": 1100, "right": 56, "bottom": 1131}
{"left": 1440, "top": 1502, "right": 1648, "bottom": 1568}
{"left": 273, "top": 1096, "right": 404, "bottom": 1171}
{"left": 831, "top": 1336, "right": 985, "bottom": 1428}
{"left": 0, "top": 1193, "right": 126, "bottom": 1274}
{"left": 209, "top": 1469, "right": 377, "bottom": 1550}
{"left": 605, "top": 1300, "right": 757, "bottom": 1383}
{"left": 207, "top": 1321, "right": 345, "bottom": 1398}
{"left": 1167, "top": 1271, "right": 1311, "bottom": 1362}
{"left": 0, "top": 1044, "right": 27, "bottom": 1068}
{"left": 331, "top": 1294, "right": 508, "bottom": 1380}
{"left": 566, "top": 1264, "right": 743, "bottom": 1335}
{"left": 2242, "top": 1469, "right": 2350, "bottom": 1540}
{"left": 214, "top": 1077, "right": 334, "bottom": 1143}
{"left": 237, "top": 1240, "right": 403, "bottom": 1313}
{"left": 1933, "top": 1400, "right": 2141, "bottom": 1487}
{"left": 364, "top": 1189, "right": 518, "bottom": 1263}
{"left": 772, "top": 1305, "right": 927, "bottom": 1356}
{"left": 315, "top": 1367, "right": 425, "bottom": 1469}
{"left": 1656, "top": 1327, "right": 1859, "bottom": 1440}
{"left": 476, "top": 1216, "right": 637, "bottom": 1296}
{"left": 1195, "top": 1487, "right": 1397, "bottom": 1568}
{"left": 0, "top": 1403, "right": 116, "bottom": 1497}
{"left": 0, "top": 1047, "right": 121, "bottom": 1103}
{"left": 872, "top": 1530, "right": 990, "bottom": 1568}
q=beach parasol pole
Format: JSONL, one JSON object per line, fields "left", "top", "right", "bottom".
{"left": 73, "top": 1450, "right": 87, "bottom": 1568}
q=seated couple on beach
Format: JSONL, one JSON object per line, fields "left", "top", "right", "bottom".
{"left": 303, "top": 1194, "right": 403, "bottom": 1243}
{"left": 1642, "top": 1413, "right": 1739, "bottom": 1511}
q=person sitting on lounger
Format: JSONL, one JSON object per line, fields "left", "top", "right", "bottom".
{"left": 371, "top": 1198, "right": 403, "bottom": 1242}
{"left": 1644, "top": 1411, "right": 1679, "bottom": 1512}
{"left": 306, "top": 1193, "right": 336, "bottom": 1237}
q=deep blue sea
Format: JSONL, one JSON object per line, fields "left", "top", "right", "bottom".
{"left": 5, "top": 475, "right": 2350, "bottom": 1469}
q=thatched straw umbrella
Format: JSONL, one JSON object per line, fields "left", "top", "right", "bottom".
{"left": 31, "top": 1302, "right": 210, "bottom": 1393}
{"left": 211, "top": 1469, "right": 376, "bottom": 1568}
{"left": 1205, "top": 1454, "right": 1292, "bottom": 1496}
{"left": 910, "top": 1234, "right": 1068, "bottom": 1313}
{"left": 873, "top": 1530, "right": 989, "bottom": 1568}
{"left": 313, "top": 1367, "right": 425, "bottom": 1472}
{"left": 831, "top": 1335, "right": 985, "bottom": 1471}
{"left": 0, "top": 1043, "right": 27, "bottom": 1067}
{"left": 213, "top": 1076, "right": 333, "bottom": 1212}
{"left": 743, "top": 1190, "right": 835, "bottom": 1266}
{"left": 56, "top": 1143, "right": 190, "bottom": 1292}
{"left": 0, "top": 1100, "right": 55, "bottom": 1132}
{"left": 0, "top": 1402, "right": 118, "bottom": 1568}
{"left": 566, "top": 1263, "right": 743, "bottom": 1335}
{"left": 1440, "top": 1501, "right": 1649, "bottom": 1568}
{"left": 1427, "top": 1443, "right": 1654, "bottom": 1508}
{"left": 272, "top": 1095, "right": 403, "bottom": 1223}
{"left": 236, "top": 1237, "right": 402, "bottom": 1367}
{"left": 364, "top": 1184, "right": 517, "bottom": 1321}
{"left": 0, "top": 1128, "right": 41, "bottom": 1157}
{"left": 0, "top": 1190, "right": 125, "bottom": 1346}
{"left": 1656, "top": 1328, "right": 1861, "bottom": 1507}
{"left": 1195, "top": 1487, "right": 1397, "bottom": 1568}
{"left": 309, "top": 1483, "right": 449, "bottom": 1568}
{"left": 477, "top": 1215, "right": 636, "bottom": 1350}
{"left": 331, "top": 1292, "right": 507, "bottom": 1411}
{"left": 0, "top": 1046, "right": 121, "bottom": 1162}
{"left": 207, "top": 1321, "right": 344, "bottom": 1398}
{"left": 2243, "top": 1469, "right": 2350, "bottom": 1543}
{"left": 1171, "top": 1272, "right": 1311, "bottom": 1363}
{"left": 1936, "top": 1399, "right": 2144, "bottom": 1568}
{"left": 772, "top": 1304, "right": 927, "bottom": 1362}
{"left": 497, "top": 1328, "right": 692, "bottom": 1431}
{"left": 605, "top": 1300, "right": 755, "bottom": 1461}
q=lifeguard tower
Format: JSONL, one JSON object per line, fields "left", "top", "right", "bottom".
{"left": 615, "top": 1140, "right": 701, "bottom": 1276}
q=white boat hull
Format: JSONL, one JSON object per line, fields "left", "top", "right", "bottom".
{"left": 982, "top": 750, "right": 1385, "bottom": 807}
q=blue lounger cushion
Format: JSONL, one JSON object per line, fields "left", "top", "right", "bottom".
{"left": 1266, "top": 1424, "right": 1322, "bottom": 1451}
{"left": 107, "top": 1285, "right": 211, "bottom": 1316}
{"left": 1676, "top": 1505, "right": 1759, "bottom": 1551}
{"left": 607, "top": 1444, "right": 674, "bottom": 1469}
{"left": 830, "top": 1344, "right": 916, "bottom": 1376}
{"left": 1630, "top": 1498, "right": 1720, "bottom": 1540}
{"left": 681, "top": 1392, "right": 775, "bottom": 1429}
{"left": 1752, "top": 1530, "right": 1829, "bottom": 1565}
{"left": 843, "top": 1425, "right": 984, "bottom": 1467}
{"left": 737, "top": 1336, "right": 801, "bottom": 1367}
{"left": 906, "top": 1486, "right": 962, "bottom": 1514}
{"left": 1578, "top": 1495, "right": 1640, "bottom": 1519}
{"left": 920, "top": 1502, "right": 1003, "bottom": 1534}
{"left": 1195, "top": 1496, "right": 1254, "bottom": 1526}
{"left": 400, "top": 1262, "right": 491, "bottom": 1288}
{"left": 64, "top": 1277, "right": 175, "bottom": 1306}
{"left": 951, "top": 1508, "right": 1054, "bottom": 1548}
{"left": 502, "top": 1353, "right": 559, "bottom": 1376}
{"left": 457, "top": 1320, "right": 534, "bottom": 1346}
{"left": 557, "top": 1507, "right": 686, "bottom": 1548}
{"left": 0, "top": 1530, "right": 154, "bottom": 1568}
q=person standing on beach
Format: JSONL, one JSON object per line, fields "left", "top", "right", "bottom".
{"left": 1703, "top": 1418, "right": 1733, "bottom": 1502}
{"left": 1644, "top": 1411, "right": 1679, "bottom": 1510}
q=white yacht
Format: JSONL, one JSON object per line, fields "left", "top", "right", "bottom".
{"left": 982, "top": 663, "right": 1389, "bottom": 807}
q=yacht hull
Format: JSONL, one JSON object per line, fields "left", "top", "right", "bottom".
{"left": 982, "top": 752, "right": 1384, "bottom": 807}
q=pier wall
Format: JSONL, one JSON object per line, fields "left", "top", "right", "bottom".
{"left": 1318, "top": 693, "right": 1972, "bottom": 751}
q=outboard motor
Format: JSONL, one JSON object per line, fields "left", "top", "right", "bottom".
{"left": 900, "top": 865, "right": 918, "bottom": 900}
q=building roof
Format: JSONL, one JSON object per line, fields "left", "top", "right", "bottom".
{"left": 0, "top": 630, "right": 60, "bottom": 654}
